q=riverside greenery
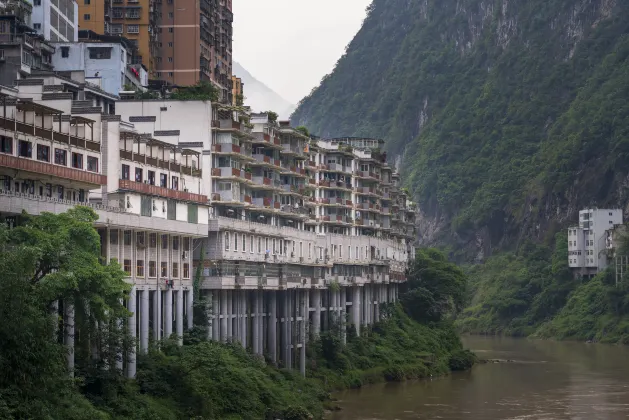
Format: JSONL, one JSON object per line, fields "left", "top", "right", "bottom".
{"left": 0, "top": 208, "right": 473, "bottom": 419}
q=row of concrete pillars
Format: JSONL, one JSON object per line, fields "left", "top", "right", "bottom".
{"left": 59, "top": 284, "right": 400, "bottom": 378}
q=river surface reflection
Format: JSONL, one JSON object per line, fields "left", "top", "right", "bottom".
{"left": 329, "top": 336, "right": 629, "bottom": 419}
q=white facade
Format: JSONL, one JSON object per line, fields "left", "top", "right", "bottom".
{"left": 568, "top": 208, "right": 623, "bottom": 273}
{"left": 31, "top": 0, "right": 78, "bottom": 42}
{"left": 51, "top": 42, "right": 139, "bottom": 96}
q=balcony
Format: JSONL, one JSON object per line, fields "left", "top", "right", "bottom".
{"left": 252, "top": 197, "right": 279, "bottom": 209}
{"left": 0, "top": 116, "right": 100, "bottom": 152}
{"left": 281, "top": 144, "right": 304, "bottom": 157}
{"left": 212, "top": 143, "right": 242, "bottom": 154}
{"left": 118, "top": 179, "right": 207, "bottom": 204}
{"left": 212, "top": 119, "right": 248, "bottom": 135}
{"left": 252, "top": 176, "right": 272, "bottom": 187}
{"left": 211, "top": 167, "right": 249, "bottom": 180}
{"left": 0, "top": 154, "right": 106, "bottom": 187}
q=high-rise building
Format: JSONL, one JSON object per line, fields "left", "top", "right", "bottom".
{"left": 31, "top": 0, "right": 78, "bottom": 41}
{"left": 78, "top": 0, "right": 155, "bottom": 71}
{"left": 154, "top": 0, "right": 232, "bottom": 100}
{"left": 232, "top": 74, "right": 243, "bottom": 106}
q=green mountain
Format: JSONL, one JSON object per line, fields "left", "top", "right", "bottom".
{"left": 291, "top": 0, "right": 629, "bottom": 259}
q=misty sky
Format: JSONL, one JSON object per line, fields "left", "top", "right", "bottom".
{"left": 232, "top": 0, "right": 372, "bottom": 105}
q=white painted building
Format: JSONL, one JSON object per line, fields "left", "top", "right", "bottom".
{"left": 568, "top": 208, "right": 623, "bottom": 275}
{"left": 30, "top": 0, "right": 78, "bottom": 42}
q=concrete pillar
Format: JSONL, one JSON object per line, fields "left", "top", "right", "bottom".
{"left": 176, "top": 289, "right": 184, "bottom": 345}
{"left": 164, "top": 289, "right": 173, "bottom": 339}
{"left": 241, "top": 291, "right": 248, "bottom": 348}
{"left": 153, "top": 289, "right": 161, "bottom": 342}
{"left": 187, "top": 288, "right": 194, "bottom": 330}
{"left": 220, "top": 290, "right": 228, "bottom": 342}
{"left": 322, "top": 290, "right": 329, "bottom": 331}
{"left": 126, "top": 287, "right": 136, "bottom": 378}
{"left": 257, "top": 291, "right": 264, "bottom": 354}
{"left": 140, "top": 289, "right": 149, "bottom": 353}
{"left": 227, "top": 290, "right": 233, "bottom": 339}
{"left": 268, "top": 291, "right": 277, "bottom": 363}
{"left": 253, "top": 291, "right": 260, "bottom": 354}
{"left": 64, "top": 300, "right": 75, "bottom": 377}
{"left": 352, "top": 286, "right": 361, "bottom": 337}
{"left": 312, "top": 289, "right": 321, "bottom": 338}
{"left": 300, "top": 290, "right": 309, "bottom": 375}
{"left": 340, "top": 287, "right": 346, "bottom": 344}
{"left": 211, "top": 291, "right": 219, "bottom": 340}
{"left": 374, "top": 285, "right": 380, "bottom": 323}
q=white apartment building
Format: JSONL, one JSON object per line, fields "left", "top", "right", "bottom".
{"left": 0, "top": 88, "right": 418, "bottom": 378}
{"left": 568, "top": 208, "right": 623, "bottom": 276}
{"left": 31, "top": 0, "right": 78, "bottom": 42}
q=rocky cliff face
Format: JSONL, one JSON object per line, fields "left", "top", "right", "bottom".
{"left": 292, "top": 0, "right": 629, "bottom": 260}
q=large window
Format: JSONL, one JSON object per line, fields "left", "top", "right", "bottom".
{"left": 18, "top": 140, "right": 32, "bottom": 158}
{"left": 88, "top": 47, "right": 111, "bottom": 59}
{"left": 123, "top": 259, "right": 131, "bottom": 275}
{"left": 161, "top": 234, "right": 168, "bottom": 249}
{"left": 149, "top": 261, "right": 156, "bottom": 278}
{"left": 161, "top": 262, "right": 168, "bottom": 277}
{"left": 0, "top": 136, "right": 12, "bottom": 154}
{"left": 148, "top": 170, "right": 155, "bottom": 185}
{"left": 110, "top": 229, "right": 119, "bottom": 244}
{"left": 136, "top": 260, "right": 144, "bottom": 277}
{"left": 172, "top": 262, "right": 178, "bottom": 277}
{"left": 135, "top": 167, "right": 143, "bottom": 182}
{"left": 187, "top": 204, "right": 198, "bottom": 223}
{"left": 71, "top": 152, "right": 83, "bottom": 169}
{"left": 121, "top": 164, "right": 130, "bottom": 180}
{"left": 87, "top": 156, "right": 98, "bottom": 172}
{"left": 140, "top": 196, "right": 152, "bottom": 217}
{"left": 183, "top": 263, "right": 189, "bottom": 278}
{"left": 160, "top": 173, "right": 167, "bottom": 187}
{"left": 171, "top": 176, "right": 179, "bottom": 190}
{"left": 36, "top": 144, "right": 49, "bottom": 162}
{"left": 172, "top": 237, "right": 179, "bottom": 250}
{"left": 167, "top": 200, "right": 176, "bottom": 220}
{"left": 225, "top": 232, "right": 230, "bottom": 250}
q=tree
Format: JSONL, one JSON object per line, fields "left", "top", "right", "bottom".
{"left": 264, "top": 111, "right": 279, "bottom": 123}
{"left": 170, "top": 81, "right": 219, "bottom": 102}
{"left": 295, "top": 126, "right": 310, "bottom": 137}
{"left": 401, "top": 248, "right": 466, "bottom": 323}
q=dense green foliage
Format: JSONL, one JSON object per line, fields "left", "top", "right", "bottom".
{"left": 0, "top": 210, "right": 473, "bottom": 419}
{"left": 292, "top": 0, "right": 629, "bottom": 250}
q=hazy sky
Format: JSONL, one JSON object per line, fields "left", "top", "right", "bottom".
{"left": 232, "top": 0, "right": 372, "bottom": 105}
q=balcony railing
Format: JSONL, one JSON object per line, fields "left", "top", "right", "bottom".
{"left": 0, "top": 116, "right": 99, "bottom": 152}
{"left": 0, "top": 154, "right": 106, "bottom": 186}
{"left": 118, "top": 179, "right": 207, "bottom": 204}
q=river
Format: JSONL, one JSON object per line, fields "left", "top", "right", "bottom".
{"left": 328, "top": 336, "right": 629, "bottom": 419}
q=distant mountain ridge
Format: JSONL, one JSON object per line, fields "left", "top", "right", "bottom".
{"left": 233, "top": 62, "right": 295, "bottom": 119}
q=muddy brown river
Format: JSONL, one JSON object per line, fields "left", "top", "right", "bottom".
{"left": 329, "top": 336, "right": 629, "bottom": 419}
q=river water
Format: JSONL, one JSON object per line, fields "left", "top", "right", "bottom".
{"left": 329, "top": 336, "right": 629, "bottom": 419}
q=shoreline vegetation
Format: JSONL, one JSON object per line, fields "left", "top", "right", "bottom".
{"left": 0, "top": 209, "right": 475, "bottom": 420}
{"left": 456, "top": 232, "right": 629, "bottom": 345}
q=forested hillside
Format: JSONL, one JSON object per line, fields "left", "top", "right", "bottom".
{"left": 292, "top": 0, "right": 629, "bottom": 258}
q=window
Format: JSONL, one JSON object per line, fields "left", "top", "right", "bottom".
{"left": 149, "top": 233, "right": 157, "bottom": 248}
{"left": 172, "top": 262, "right": 178, "bottom": 277}
{"left": 168, "top": 12, "right": 173, "bottom": 18}
{"left": 168, "top": 57, "right": 173, "bottom": 62}
{"left": 160, "top": 173, "right": 167, "bottom": 187}
{"left": 168, "top": 27, "right": 173, "bottom": 33}
{"left": 84, "top": 14, "right": 91, "bottom": 20}
{"left": 273, "top": 239, "right": 276, "bottom": 254}
{"left": 168, "top": 72, "right": 173, "bottom": 77}
{"left": 171, "top": 176, "right": 179, "bottom": 190}
{"left": 84, "top": 0, "right": 90, "bottom": 4}
{"left": 161, "top": 234, "right": 168, "bottom": 249}
{"left": 187, "top": 204, "right": 198, "bottom": 223}
{"left": 265, "top": 238, "right": 269, "bottom": 254}
{"left": 124, "top": 230, "right": 132, "bottom": 246}
{"left": 123, "top": 259, "right": 131, "bottom": 274}
{"left": 258, "top": 237, "right": 261, "bottom": 253}
{"left": 149, "top": 261, "right": 156, "bottom": 277}
{"left": 0, "top": 136, "right": 11, "bottom": 154}
{"left": 87, "top": 156, "right": 98, "bottom": 172}
{"left": 225, "top": 232, "right": 230, "bottom": 250}
{"left": 127, "top": 24, "right": 139, "bottom": 34}
{"left": 110, "top": 230, "right": 119, "bottom": 244}
{"left": 168, "top": 42, "right": 173, "bottom": 47}
{"left": 135, "top": 167, "right": 142, "bottom": 182}
{"left": 610, "top": 212, "right": 613, "bottom": 216}
{"left": 140, "top": 196, "right": 152, "bottom": 217}
{"left": 34, "top": 0, "right": 41, "bottom": 4}
{"left": 36, "top": 144, "right": 49, "bottom": 162}
{"left": 183, "top": 263, "right": 190, "bottom": 278}
{"left": 167, "top": 200, "right": 176, "bottom": 220}
{"left": 148, "top": 170, "right": 155, "bottom": 185}
{"left": 136, "top": 260, "right": 144, "bottom": 277}
{"left": 234, "top": 234, "right": 238, "bottom": 251}
{"left": 18, "top": 140, "right": 32, "bottom": 158}
{"left": 161, "top": 262, "right": 168, "bottom": 277}
{"left": 121, "top": 164, "right": 130, "bottom": 179}
{"left": 250, "top": 236, "right": 254, "bottom": 253}
{"left": 33, "top": 23, "right": 41, "bottom": 30}
{"left": 71, "top": 153, "right": 83, "bottom": 169}
{"left": 173, "top": 237, "right": 179, "bottom": 250}
{"left": 242, "top": 234, "right": 246, "bottom": 252}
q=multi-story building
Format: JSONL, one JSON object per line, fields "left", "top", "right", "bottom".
{"left": 51, "top": 30, "right": 147, "bottom": 96}
{"left": 0, "top": 86, "right": 417, "bottom": 378}
{"left": 568, "top": 208, "right": 623, "bottom": 276}
{"left": 0, "top": 0, "right": 55, "bottom": 85}
{"left": 232, "top": 74, "right": 243, "bottom": 106}
{"left": 31, "top": 0, "right": 78, "bottom": 42}
{"left": 79, "top": 0, "right": 154, "bottom": 71}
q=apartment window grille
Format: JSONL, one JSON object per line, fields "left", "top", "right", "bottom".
{"left": 18, "top": 140, "right": 32, "bottom": 158}
{"left": 127, "top": 24, "right": 140, "bottom": 34}
{"left": 71, "top": 153, "right": 83, "bottom": 169}
{"left": 36, "top": 144, "right": 49, "bottom": 162}
{"left": 149, "top": 261, "right": 156, "bottom": 277}
{"left": 110, "top": 24, "right": 123, "bottom": 34}
{"left": 87, "top": 156, "right": 98, "bottom": 172}
{"left": 110, "top": 230, "right": 119, "bottom": 244}
{"left": 121, "top": 164, "right": 130, "bottom": 180}
{"left": 0, "top": 136, "right": 11, "bottom": 154}
{"left": 136, "top": 260, "right": 144, "bottom": 277}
